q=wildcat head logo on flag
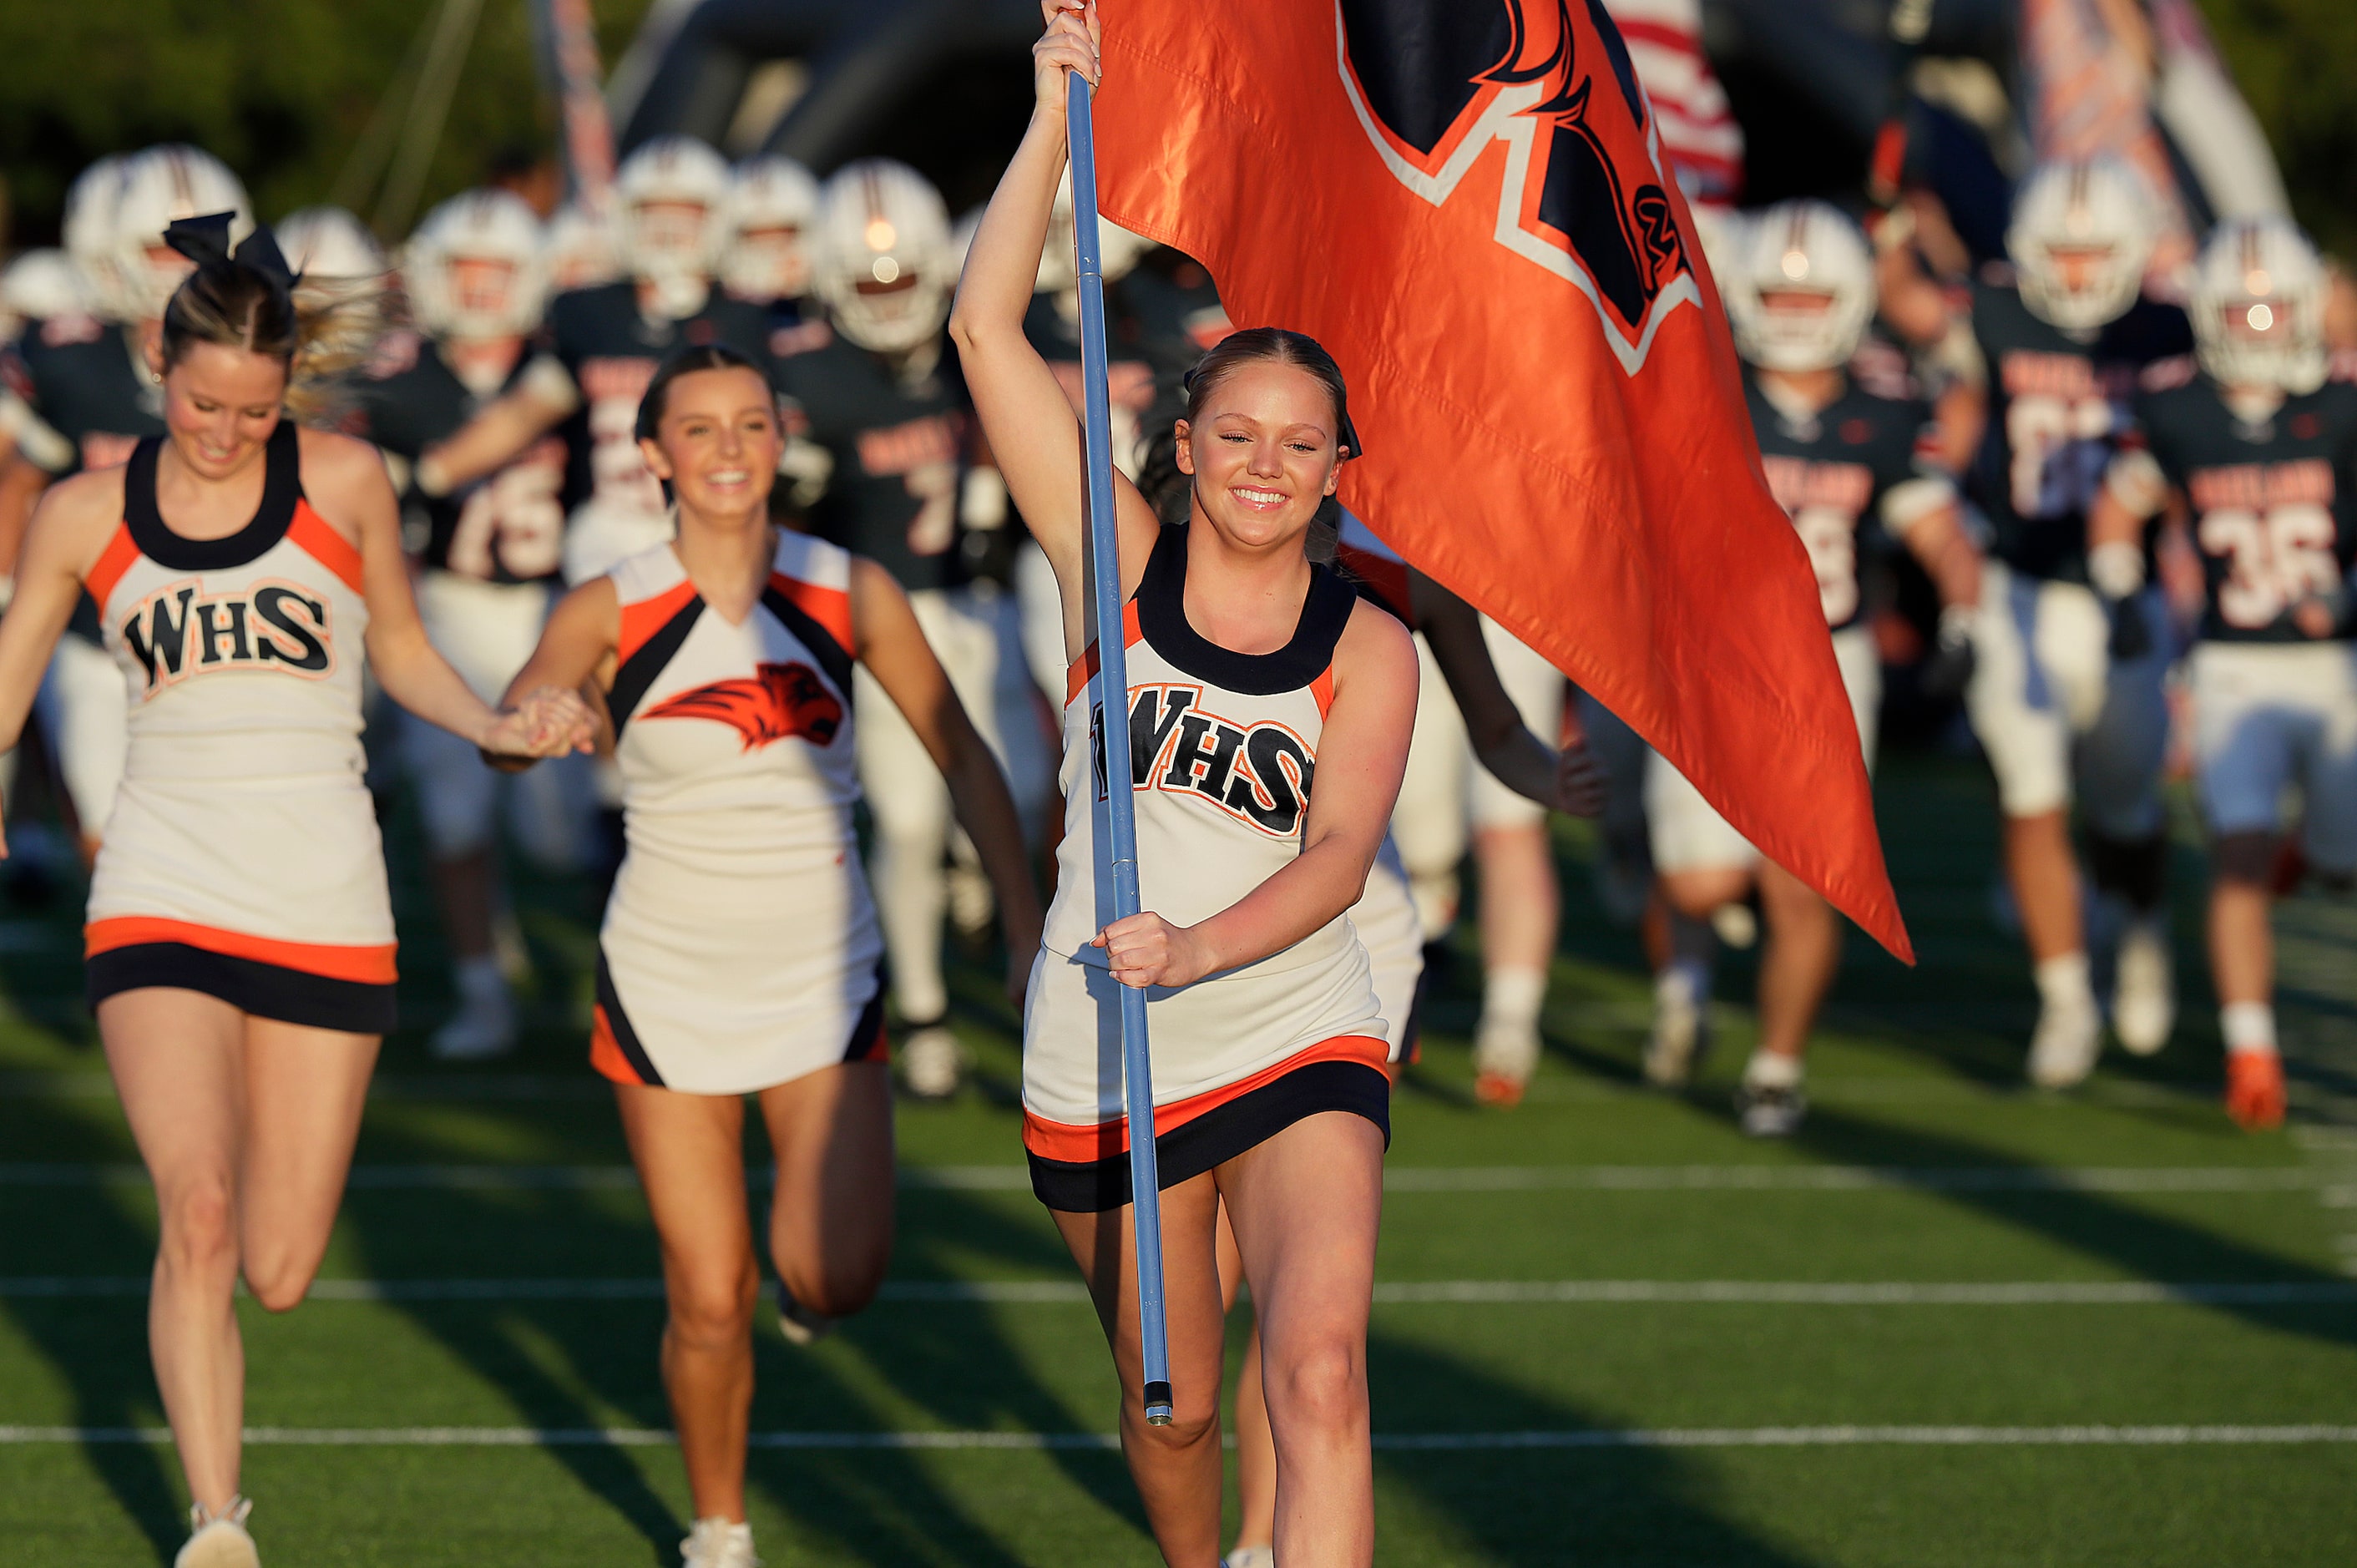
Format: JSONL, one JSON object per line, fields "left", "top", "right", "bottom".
{"left": 1095, "top": 0, "right": 1911, "bottom": 960}
{"left": 1338, "top": 0, "right": 1697, "bottom": 370}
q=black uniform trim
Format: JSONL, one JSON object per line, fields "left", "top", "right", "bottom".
{"left": 593, "top": 948, "right": 667, "bottom": 1087}
{"left": 842, "top": 969, "right": 888, "bottom": 1064}
{"left": 1132, "top": 524, "right": 1359, "bottom": 695}
{"left": 1028, "top": 1059, "right": 1390, "bottom": 1213}
{"left": 607, "top": 598, "right": 706, "bottom": 735}
{"left": 86, "top": 942, "right": 397, "bottom": 1034}
{"left": 760, "top": 584, "right": 857, "bottom": 701}
{"left": 124, "top": 422, "right": 303, "bottom": 570}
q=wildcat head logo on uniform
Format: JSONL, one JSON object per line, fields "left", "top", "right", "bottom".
{"left": 643, "top": 662, "right": 844, "bottom": 751}
{"left": 1336, "top": 0, "right": 1695, "bottom": 372}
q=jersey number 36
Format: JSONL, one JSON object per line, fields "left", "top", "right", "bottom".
{"left": 2198, "top": 503, "right": 2339, "bottom": 630}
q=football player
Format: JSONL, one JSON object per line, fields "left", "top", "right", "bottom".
{"left": 0, "top": 146, "right": 252, "bottom": 857}
{"left": 352, "top": 189, "right": 573, "bottom": 1059}
{"left": 778, "top": 158, "right": 1035, "bottom": 1099}
{"left": 721, "top": 154, "right": 822, "bottom": 330}
{"left": 1646, "top": 201, "right": 1984, "bottom": 1134}
{"left": 2089, "top": 217, "right": 2357, "bottom": 1131}
{"left": 414, "top": 134, "right": 775, "bottom": 587}
{"left": 1884, "top": 156, "right": 2193, "bottom": 1088}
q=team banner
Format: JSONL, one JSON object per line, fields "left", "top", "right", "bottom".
{"left": 1095, "top": 0, "right": 1912, "bottom": 960}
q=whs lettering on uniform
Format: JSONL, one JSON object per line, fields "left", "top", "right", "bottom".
{"left": 120, "top": 579, "right": 333, "bottom": 695}
{"left": 1762, "top": 457, "right": 1873, "bottom": 518}
{"left": 2188, "top": 459, "right": 2335, "bottom": 513}
{"left": 1090, "top": 685, "right": 1316, "bottom": 838}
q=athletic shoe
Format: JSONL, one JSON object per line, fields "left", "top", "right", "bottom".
{"left": 900, "top": 1024, "right": 964, "bottom": 1100}
{"left": 2225, "top": 1050, "right": 2287, "bottom": 1132}
{"left": 2026, "top": 992, "right": 2102, "bottom": 1088}
{"left": 680, "top": 1516, "right": 758, "bottom": 1568}
{"left": 1472, "top": 1016, "right": 1540, "bottom": 1108}
{"left": 776, "top": 1282, "right": 838, "bottom": 1347}
{"left": 175, "top": 1497, "right": 258, "bottom": 1568}
{"left": 1223, "top": 1548, "right": 1275, "bottom": 1568}
{"left": 1735, "top": 1082, "right": 1808, "bottom": 1138}
{"left": 1710, "top": 901, "right": 1758, "bottom": 950}
{"left": 1642, "top": 969, "right": 1709, "bottom": 1088}
{"left": 431, "top": 982, "right": 517, "bottom": 1062}
{"left": 2112, "top": 919, "right": 2175, "bottom": 1056}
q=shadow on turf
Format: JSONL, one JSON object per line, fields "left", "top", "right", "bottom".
{"left": 1368, "top": 1330, "right": 1818, "bottom": 1567}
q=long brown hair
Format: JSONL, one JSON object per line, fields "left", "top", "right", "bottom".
{"left": 159, "top": 215, "right": 382, "bottom": 424}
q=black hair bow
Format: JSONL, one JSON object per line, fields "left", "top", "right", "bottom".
{"left": 163, "top": 213, "right": 298, "bottom": 289}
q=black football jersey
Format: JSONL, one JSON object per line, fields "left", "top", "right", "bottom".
{"left": 543, "top": 281, "right": 777, "bottom": 517}
{"left": 775, "top": 328, "right": 971, "bottom": 594}
{"left": 3, "top": 314, "right": 164, "bottom": 478}
{"left": 1965, "top": 274, "right": 2192, "bottom": 584}
{"left": 2132, "top": 359, "right": 2357, "bottom": 644}
{"left": 347, "top": 331, "right": 568, "bottom": 584}
{"left": 1746, "top": 368, "right": 1942, "bottom": 632}
{"left": 4, "top": 313, "right": 168, "bottom": 641}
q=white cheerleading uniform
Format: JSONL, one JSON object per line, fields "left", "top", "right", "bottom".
{"left": 591, "top": 532, "right": 885, "bottom": 1095}
{"left": 1024, "top": 526, "right": 1388, "bottom": 1211}
{"left": 81, "top": 424, "right": 397, "bottom": 1032}
{"left": 1332, "top": 511, "right": 1439, "bottom": 1060}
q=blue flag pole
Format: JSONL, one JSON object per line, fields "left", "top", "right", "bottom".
{"left": 1067, "top": 74, "right": 1175, "bottom": 1427}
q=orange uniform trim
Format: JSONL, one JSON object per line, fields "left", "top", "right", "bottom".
{"left": 1021, "top": 1033, "right": 1389, "bottom": 1165}
{"left": 1065, "top": 600, "right": 1146, "bottom": 706}
{"left": 84, "top": 522, "right": 141, "bottom": 612}
{"left": 84, "top": 916, "right": 397, "bottom": 985}
{"left": 1310, "top": 666, "right": 1337, "bottom": 719}
{"left": 767, "top": 571, "right": 855, "bottom": 655}
{"left": 618, "top": 579, "right": 699, "bottom": 665}
{"left": 589, "top": 1005, "right": 650, "bottom": 1085}
{"left": 286, "top": 501, "right": 365, "bottom": 594}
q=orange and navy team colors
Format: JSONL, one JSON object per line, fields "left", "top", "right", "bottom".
{"left": 81, "top": 423, "right": 397, "bottom": 1032}
{"left": 1098, "top": 0, "right": 1909, "bottom": 959}
{"left": 1024, "top": 526, "right": 1388, "bottom": 1212}
{"left": 591, "top": 531, "right": 887, "bottom": 1095}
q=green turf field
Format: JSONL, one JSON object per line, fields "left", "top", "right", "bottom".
{"left": 3, "top": 748, "right": 2355, "bottom": 1565}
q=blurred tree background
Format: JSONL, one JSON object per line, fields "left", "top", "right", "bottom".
{"left": 0, "top": 0, "right": 652, "bottom": 245}
{"left": 0, "top": 1, "right": 2343, "bottom": 255}
{"left": 2197, "top": 0, "right": 2357, "bottom": 257}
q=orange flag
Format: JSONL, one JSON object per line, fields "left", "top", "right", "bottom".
{"left": 1095, "top": 0, "right": 1911, "bottom": 961}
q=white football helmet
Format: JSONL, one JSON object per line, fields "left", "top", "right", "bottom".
{"left": 722, "top": 154, "right": 820, "bottom": 303}
{"left": 614, "top": 135, "right": 732, "bottom": 316}
{"left": 406, "top": 189, "right": 549, "bottom": 341}
{"left": 2006, "top": 157, "right": 2157, "bottom": 333}
{"left": 112, "top": 144, "right": 255, "bottom": 320}
{"left": 1032, "top": 169, "right": 1153, "bottom": 296}
{"left": 811, "top": 159, "right": 954, "bottom": 355}
{"left": 62, "top": 155, "right": 129, "bottom": 321}
{"left": 545, "top": 200, "right": 621, "bottom": 293}
{"left": 1725, "top": 200, "right": 1876, "bottom": 373}
{"left": 2189, "top": 217, "right": 2329, "bottom": 397}
{"left": 276, "top": 207, "right": 387, "bottom": 283}
{"left": 0, "top": 249, "right": 89, "bottom": 336}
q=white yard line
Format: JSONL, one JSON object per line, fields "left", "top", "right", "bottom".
{"left": 2, "top": 1424, "right": 2352, "bottom": 1449}
{"left": 0, "top": 1163, "right": 2329, "bottom": 1193}
{"left": 4, "top": 1277, "right": 2352, "bottom": 1305}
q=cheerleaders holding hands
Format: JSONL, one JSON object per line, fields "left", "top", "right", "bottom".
{"left": 496, "top": 344, "right": 1040, "bottom": 1568}
{"left": 0, "top": 217, "right": 592, "bottom": 1568}
{"left": 951, "top": 7, "right": 1419, "bottom": 1564}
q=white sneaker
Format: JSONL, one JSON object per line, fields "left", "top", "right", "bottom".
{"left": 175, "top": 1497, "right": 258, "bottom": 1568}
{"left": 1643, "top": 968, "right": 1709, "bottom": 1088}
{"left": 2112, "top": 920, "right": 2175, "bottom": 1056}
{"left": 431, "top": 980, "right": 517, "bottom": 1062}
{"left": 681, "top": 1516, "right": 758, "bottom": 1568}
{"left": 776, "top": 1282, "right": 838, "bottom": 1347}
{"left": 947, "top": 861, "right": 995, "bottom": 939}
{"left": 900, "top": 1024, "right": 964, "bottom": 1100}
{"left": 2026, "top": 992, "right": 2102, "bottom": 1088}
{"left": 1223, "top": 1548, "right": 1275, "bottom": 1568}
